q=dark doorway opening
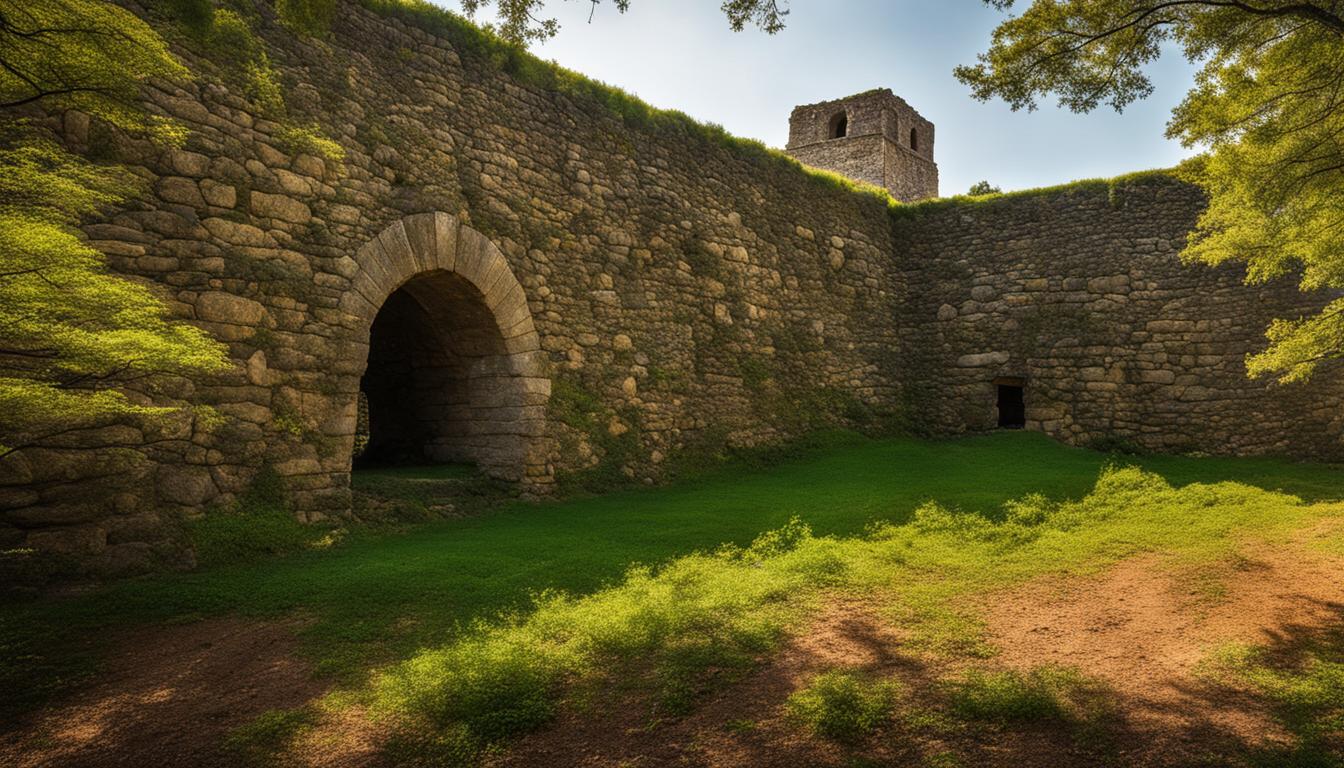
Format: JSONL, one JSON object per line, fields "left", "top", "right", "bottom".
{"left": 996, "top": 381, "right": 1025, "bottom": 429}
{"left": 356, "top": 285, "right": 451, "bottom": 467}
{"left": 354, "top": 270, "right": 512, "bottom": 470}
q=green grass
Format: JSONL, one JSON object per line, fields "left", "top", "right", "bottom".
{"left": 188, "top": 501, "right": 329, "bottom": 569}
{"left": 2, "top": 432, "right": 1342, "bottom": 748}
{"left": 786, "top": 669, "right": 901, "bottom": 743}
{"left": 1200, "top": 632, "right": 1344, "bottom": 766}
{"left": 947, "top": 666, "right": 1111, "bottom": 725}
{"left": 360, "top": 458, "right": 1343, "bottom": 760}
{"left": 224, "top": 707, "right": 317, "bottom": 766}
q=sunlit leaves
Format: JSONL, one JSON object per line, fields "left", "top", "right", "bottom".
{"left": 0, "top": 0, "right": 229, "bottom": 458}
{"left": 0, "top": 135, "right": 228, "bottom": 458}
{"left": 1245, "top": 299, "right": 1344, "bottom": 383}
{"left": 0, "top": 0, "right": 189, "bottom": 143}
{"left": 456, "top": 0, "right": 786, "bottom": 45}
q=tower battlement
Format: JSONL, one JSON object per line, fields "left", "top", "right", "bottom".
{"left": 785, "top": 88, "right": 939, "bottom": 202}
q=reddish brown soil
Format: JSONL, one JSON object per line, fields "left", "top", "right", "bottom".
{"left": 0, "top": 617, "right": 326, "bottom": 768}
{"left": 286, "top": 705, "right": 387, "bottom": 768}
{"left": 983, "top": 545, "right": 1344, "bottom": 764}
{"left": 497, "top": 541, "right": 1344, "bottom": 768}
{"left": 4, "top": 535, "right": 1341, "bottom": 768}
{"left": 495, "top": 601, "right": 924, "bottom": 768}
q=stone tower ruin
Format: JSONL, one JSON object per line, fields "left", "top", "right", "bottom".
{"left": 785, "top": 88, "right": 939, "bottom": 202}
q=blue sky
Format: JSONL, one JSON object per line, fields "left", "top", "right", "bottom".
{"left": 462, "top": 0, "right": 1201, "bottom": 195}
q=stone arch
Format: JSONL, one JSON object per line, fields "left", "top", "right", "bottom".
{"left": 336, "top": 213, "right": 551, "bottom": 491}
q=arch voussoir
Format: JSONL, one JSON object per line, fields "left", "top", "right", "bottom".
{"left": 495, "top": 290, "right": 532, "bottom": 332}
{"left": 453, "top": 226, "right": 496, "bottom": 286}
{"left": 489, "top": 279, "right": 526, "bottom": 315}
{"left": 401, "top": 212, "right": 439, "bottom": 273}
{"left": 479, "top": 261, "right": 515, "bottom": 308}
{"left": 431, "top": 213, "right": 460, "bottom": 271}
{"left": 355, "top": 240, "right": 397, "bottom": 299}
{"left": 327, "top": 212, "right": 551, "bottom": 502}
{"left": 348, "top": 268, "right": 385, "bottom": 311}
{"left": 374, "top": 221, "right": 419, "bottom": 288}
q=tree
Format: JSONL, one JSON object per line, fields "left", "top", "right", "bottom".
{"left": 0, "top": 0, "right": 228, "bottom": 461}
{"left": 955, "top": 0, "right": 1344, "bottom": 383}
{"left": 457, "top": 0, "right": 788, "bottom": 45}
{"left": 968, "top": 180, "right": 1002, "bottom": 196}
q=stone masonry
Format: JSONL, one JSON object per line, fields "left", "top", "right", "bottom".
{"left": 0, "top": 1, "right": 1339, "bottom": 579}
{"left": 895, "top": 177, "right": 1344, "bottom": 457}
{"left": 786, "top": 89, "right": 939, "bottom": 202}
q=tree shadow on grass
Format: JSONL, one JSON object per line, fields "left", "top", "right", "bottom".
{"left": 929, "top": 603, "right": 1344, "bottom": 768}
{"left": 498, "top": 595, "right": 1344, "bottom": 768}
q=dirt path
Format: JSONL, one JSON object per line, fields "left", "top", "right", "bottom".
{"left": 3, "top": 535, "right": 1340, "bottom": 768}
{"left": 983, "top": 544, "right": 1344, "bottom": 764}
{"left": 499, "top": 539, "right": 1344, "bottom": 767}
{"left": 496, "top": 601, "right": 924, "bottom": 768}
{"left": 0, "top": 617, "right": 325, "bottom": 768}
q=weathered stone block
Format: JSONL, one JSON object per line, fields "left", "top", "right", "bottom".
{"left": 203, "top": 217, "right": 272, "bottom": 247}
{"left": 197, "top": 292, "right": 267, "bottom": 325}
{"left": 200, "top": 179, "right": 237, "bottom": 208}
{"left": 157, "top": 466, "right": 217, "bottom": 506}
{"left": 158, "top": 176, "right": 205, "bottom": 207}
{"left": 956, "top": 351, "right": 1010, "bottom": 367}
{"left": 28, "top": 525, "right": 106, "bottom": 557}
{"left": 164, "top": 149, "right": 211, "bottom": 177}
{"left": 251, "top": 191, "right": 312, "bottom": 224}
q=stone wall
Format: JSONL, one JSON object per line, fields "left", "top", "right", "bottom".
{"left": 0, "top": 0, "right": 904, "bottom": 578}
{"left": 894, "top": 175, "right": 1344, "bottom": 459}
{"left": 883, "top": 144, "right": 940, "bottom": 206}
{"left": 2, "top": 1, "right": 1340, "bottom": 582}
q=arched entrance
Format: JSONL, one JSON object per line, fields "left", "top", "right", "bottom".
{"left": 339, "top": 213, "right": 550, "bottom": 487}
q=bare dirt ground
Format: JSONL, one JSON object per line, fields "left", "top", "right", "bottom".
{"left": 980, "top": 544, "right": 1344, "bottom": 766}
{"left": 3, "top": 534, "right": 1341, "bottom": 768}
{"left": 499, "top": 536, "right": 1344, "bottom": 768}
{"left": 0, "top": 617, "right": 325, "bottom": 768}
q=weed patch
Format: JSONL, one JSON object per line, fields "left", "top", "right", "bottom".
{"left": 372, "top": 519, "right": 824, "bottom": 751}
{"left": 947, "top": 666, "right": 1108, "bottom": 724}
{"left": 224, "top": 707, "right": 317, "bottom": 766}
{"left": 187, "top": 504, "right": 325, "bottom": 568}
{"left": 1200, "top": 632, "right": 1344, "bottom": 764}
{"left": 188, "top": 467, "right": 328, "bottom": 568}
{"left": 786, "top": 669, "right": 900, "bottom": 743}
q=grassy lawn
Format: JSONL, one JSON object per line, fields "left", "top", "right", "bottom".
{"left": 4, "top": 430, "right": 1344, "bottom": 761}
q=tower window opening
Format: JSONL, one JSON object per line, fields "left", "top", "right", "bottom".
{"left": 829, "top": 112, "right": 848, "bottom": 139}
{"left": 910, "top": 128, "right": 919, "bottom": 151}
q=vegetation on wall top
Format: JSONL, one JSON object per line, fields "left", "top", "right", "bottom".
{"left": 350, "top": 0, "right": 900, "bottom": 210}
{"left": 154, "top": 0, "right": 346, "bottom": 160}
{"left": 958, "top": 0, "right": 1344, "bottom": 383}
{"left": 895, "top": 168, "right": 1183, "bottom": 218}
